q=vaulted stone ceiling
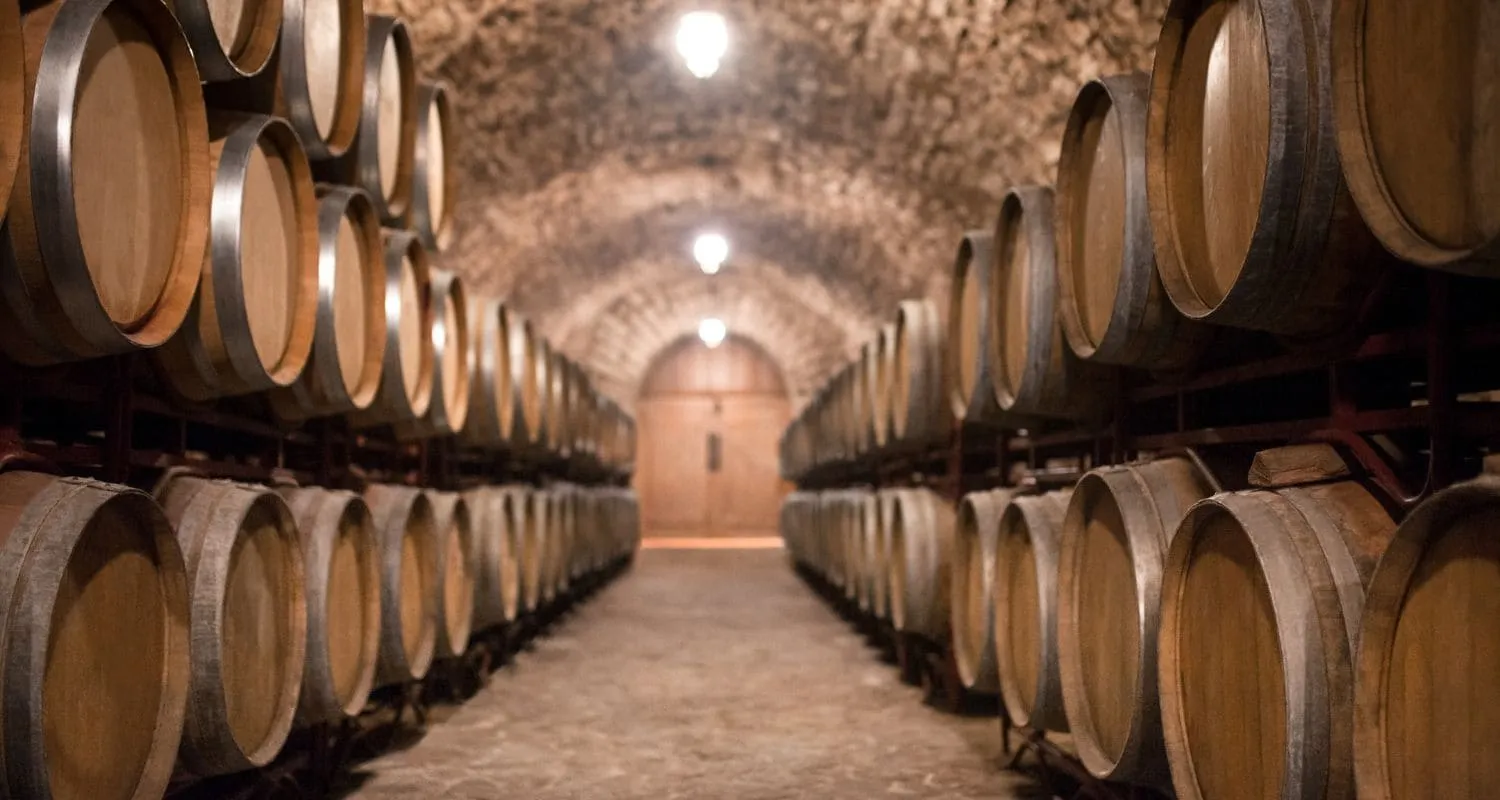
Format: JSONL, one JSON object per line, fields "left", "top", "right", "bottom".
{"left": 369, "top": 0, "right": 1167, "bottom": 404}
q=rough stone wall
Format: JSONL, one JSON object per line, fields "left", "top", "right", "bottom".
{"left": 370, "top": 0, "right": 1168, "bottom": 405}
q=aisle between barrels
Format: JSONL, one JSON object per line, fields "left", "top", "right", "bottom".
{"left": 340, "top": 549, "right": 1042, "bottom": 799}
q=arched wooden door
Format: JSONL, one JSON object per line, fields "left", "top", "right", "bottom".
{"left": 634, "top": 336, "right": 791, "bottom": 538}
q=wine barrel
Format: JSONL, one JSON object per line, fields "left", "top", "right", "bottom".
{"left": 157, "top": 113, "right": 318, "bottom": 401}
{"left": 350, "top": 230, "right": 433, "bottom": 427}
{"left": 155, "top": 473, "right": 305, "bottom": 776}
{"left": 166, "top": 0, "right": 280, "bottom": 81}
{"left": 277, "top": 486, "right": 380, "bottom": 725}
{"left": 1057, "top": 456, "right": 1218, "bottom": 786}
{"left": 363, "top": 484, "right": 438, "bottom": 685}
{"left": 394, "top": 268, "right": 470, "bottom": 439}
{"left": 1160, "top": 456, "right": 1395, "bottom": 800}
{"left": 547, "top": 349, "right": 574, "bottom": 456}
{"left": 945, "top": 231, "right": 1004, "bottom": 423}
{"left": 990, "top": 186, "right": 1114, "bottom": 421}
{"left": 0, "top": 472, "right": 188, "bottom": 800}
{"left": 872, "top": 324, "right": 898, "bottom": 450}
{"left": 278, "top": 0, "right": 365, "bottom": 159}
{"left": 339, "top": 14, "right": 413, "bottom": 223}
{"left": 892, "top": 298, "right": 951, "bottom": 448}
{"left": 845, "top": 492, "right": 875, "bottom": 601}
{"left": 508, "top": 314, "right": 544, "bottom": 447}
{"left": 1333, "top": 0, "right": 1500, "bottom": 272}
{"left": 269, "top": 185, "right": 387, "bottom": 420}
{"left": 995, "top": 490, "right": 1073, "bottom": 733}
{"left": 887, "top": 487, "right": 957, "bottom": 641}
{"left": 426, "top": 492, "right": 474, "bottom": 659}
{"left": 0, "top": 0, "right": 20, "bottom": 225}
{"left": 520, "top": 488, "right": 547, "bottom": 612}
{"left": 1148, "top": 0, "right": 1380, "bottom": 339}
{"left": 461, "top": 297, "right": 512, "bottom": 446}
{"left": 1056, "top": 73, "right": 1210, "bottom": 371}
{"left": 1355, "top": 477, "right": 1500, "bottom": 799}
{"left": 951, "top": 488, "right": 1019, "bottom": 695}
{"left": 464, "top": 486, "right": 522, "bottom": 629}
{"left": 0, "top": 0, "right": 209, "bottom": 366}
{"left": 408, "top": 81, "right": 455, "bottom": 251}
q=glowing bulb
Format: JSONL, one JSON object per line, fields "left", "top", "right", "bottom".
{"left": 698, "top": 317, "right": 727, "bottom": 348}
{"left": 693, "top": 232, "right": 729, "bottom": 274}
{"left": 676, "top": 11, "right": 728, "bottom": 78}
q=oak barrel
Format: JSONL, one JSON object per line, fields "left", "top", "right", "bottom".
{"left": 546, "top": 349, "right": 574, "bottom": 456}
{"left": 872, "top": 324, "right": 898, "bottom": 450}
{"left": 1057, "top": 456, "right": 1217, "bottom": 786}
{"left": 408, "top": 81, "right": 456, "bottom": 252}
{"left": 277, "top": 0, "right": 364, "bottom": 159}
{"left": 989, "top": 186, "right": 1113, "bottom": 421}
{"left": 269, "top": 185, "right": 387, "bottom": 420}
{"left": 277, "top": 486, "right": 380, "bottom": 725}
{"left": 155, "top": 473, "right": 306, "bottom": 777}
{"left": 951, "top": 488, "right": 1018, "bottom": 694}
{"left": 426, "top": 492, "right": 474, "bottom": 659}
{"left": 1333, "top": 0, "right": 1500, "bottom": 272}
{"left": 395, "top": 268, "right": 470, "bottom": 438}
{"left": 892, "top": 298, "right": 951, "bottom": 447}
{"left": 0, "top": 472, "right": 189, "bottom": 800}
{"left": 1147, "top": 0, "right": 1380, "bottom": 339}
{"left": 512, "top": 315, "right": 545, "bottom": 447}
{"left": 0, "top": 0, "right": 20, "bottom": 224}
{"left": 166, "top": 0, "right": 280, "bottom": 81}
{"left": 1160, "top": 459, "right": 1395, "bottom": 800}
{"left": 887, "top": 487, "right": 957, "bottom": 641}
{"left": 0, "top": 0, "right": 209, "bottom": 365}
{"left": 520, "top": 488, "right": 547, "bottom": 612}
{"left": 1355, "top": 477, "right": 1500, "bottom": 800}
{"left": 1056, "top": 73, "right": 1209, "bottom": 371}
{"left": 157, "top": 113, "right": 318, "bottom": 401}
{"left": 363, "top": 484, "right": 438, "bottom": 685}
{"left": 945, "top": 231, "right": 1003, "bottom": 423}
{"left": 350, "top": 230, "right": 434, "bottom": 426}
{"left": 463, "top": 486, "right": 522, "bottom": 629}
{"left": 995, "top": 490, "right": 1073, "bottom": 732}
{"left": 322, "top": 14, "right": 415, "bottom": 223}
{"left": 460, "top": 297, "right": 514, "bottom": 447}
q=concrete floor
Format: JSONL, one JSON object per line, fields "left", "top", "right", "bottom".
{"left": 342, "top": 549, "right": 1045, "bottom": 799}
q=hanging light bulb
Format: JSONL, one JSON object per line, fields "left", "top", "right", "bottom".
{"left": 693, "top": 232, "right": 729, "bottom": 274}
{"left": 676, "top": 11, "right": 728, "bottom": 78}
{"left": 698, "top": 317, "right": 727, "bottom": 348}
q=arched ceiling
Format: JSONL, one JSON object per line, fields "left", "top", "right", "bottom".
{"left": 370, "top": 0, "right": 1168, "bottom": 404}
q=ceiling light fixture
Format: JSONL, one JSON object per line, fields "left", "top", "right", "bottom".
{"left": 692, "top": 232, "right": 729, "bottom": 274}
{"left": 676, "top": 11, "right": 728, "bottom": 79}
{"left": 698, "top": 317, "right": 727, "bottom": 348}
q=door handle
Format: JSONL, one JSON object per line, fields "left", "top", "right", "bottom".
{"left": 706, "top": 432, "right": 722, "bottom": 472}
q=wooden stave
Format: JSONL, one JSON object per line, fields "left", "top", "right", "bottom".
{"left": 1057, "top": 457, "right": 1218, "bottom": 787}
{"left": 0, "top": 0, "right": 19, "bottom": 226}
{"left": 350, "top": 229, "right": 434, "bottom": 427}
{"left": 1354, "top": 477, "right": 1500, "bottom": 800}
{"left": 0, "top": 472, "right": 190, "bottom": 800}
{"left": 887, "top": 487, "right": 956, "bottom": 640}
{"left": 950, "top": 488, "right": 1016, "bottom": 695}
{"left": 425, "top": 491, "right": 474, "bottom": 659}
{"left": 892, "top": 298, "right": 952, "bottom": 448}
{"left": 157, "top": 112, "right": 319, "bottom": 402}
{"left": 945, "top": 231, "right": 1005, "bottom": 423}
{"left": 274, "top": 0, "right": 364, "bottom": 160}
{"left": 156, "top": 474, "right": 306, "bottom": 777}
{"left": 1332, "top": 0, "right": 1500, "bottom": 273}
{"left": 1147, "top": 0, "right": 1382, "bottom": 340}
{"left": 277, "top": 486, "right": 380, "bottom": 725}
{"left": 166, "top": 0, "right": 280, "bottom": 82}
{"left": 989, "top": 185, "right": 1115, "bottom": 422}
{"left": 269, "top": 185, "right": 386, "bottom": 421}
{"left": 0, "top": 0, "right": 209, "bottom": 365}
{"left": 406, "top": 81, "right": 455, "bottom": 252}
{"left": 1160, "top": 480, "right": 1393, "bottom": 800}
{"left": 1056, "top": 73, "right": 1211, "bottom": 371}
{"left": 394, "top": 268, "right": 470, "bottom": 439}
{"left": 995, "top": 490, "right": 1074, "bottom": 732}
{"left": 363, "top": 484, "right": 438, "bottom": 686}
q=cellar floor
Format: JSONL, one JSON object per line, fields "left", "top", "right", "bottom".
{"left": 340, "top": 548, "right": 1044, "bottom": 799}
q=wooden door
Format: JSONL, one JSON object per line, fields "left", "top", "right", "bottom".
{"left": 711, "top": 397, "right": 789, "bottom": 533}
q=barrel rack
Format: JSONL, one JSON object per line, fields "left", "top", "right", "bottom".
{"left": 0, "top": 352, "right": 633, "bottom": 800}
{"left": 790, "top": 268, "right": 1500, "bottom": 799}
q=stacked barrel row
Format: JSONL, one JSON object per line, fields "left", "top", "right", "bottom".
{"left": 786, "top": 444, "right": 1500, "bottom": 800}
{"left": 0, "top": 0, "right": 634, "bottom": 471}
{"left": 0, "top": 468, "right": 639, "bottom": 799}
{"left": 783, "top": 0, "right": 1499, "bottom": 480}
